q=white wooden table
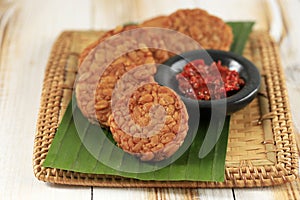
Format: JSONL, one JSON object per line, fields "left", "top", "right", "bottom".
{"left": 0, "top": 0, "right": 299, "bottom": 199}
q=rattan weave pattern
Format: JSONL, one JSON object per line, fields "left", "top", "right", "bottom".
{"left": 33, "top": 30, "right": 298, "bottom": 187}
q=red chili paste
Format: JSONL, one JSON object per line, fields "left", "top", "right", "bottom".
{"left": 176, "top": 59, "right": 245, "bottom": 100}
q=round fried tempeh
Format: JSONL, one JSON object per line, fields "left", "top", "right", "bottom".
{"left": 109, "top": 83, "right": 189, "bottom": 162}
{"left": 75, "top": 25, "right": 156, "bottom": 126}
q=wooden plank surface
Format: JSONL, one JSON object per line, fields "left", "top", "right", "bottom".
{"left": 0, "top": 0, "right": 299, "bottom": 199}
{"left": 278, "top": 0, "right": 300, "bottom": 150}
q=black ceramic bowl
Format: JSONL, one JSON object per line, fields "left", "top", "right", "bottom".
{"left": 154, "top": 50, "right": 261, "bottom": 115}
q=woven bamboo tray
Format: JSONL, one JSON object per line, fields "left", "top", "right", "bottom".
{"left": 33, "top": 30, "right": 299, "bottom": 188}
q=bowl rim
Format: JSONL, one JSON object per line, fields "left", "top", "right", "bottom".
{"left": 161, "top": 49, "right": 261, "bottom": 108}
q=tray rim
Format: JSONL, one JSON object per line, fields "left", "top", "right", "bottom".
{"left": 33, "top": 30, "right": 299, "bottom": 188}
